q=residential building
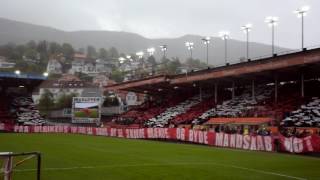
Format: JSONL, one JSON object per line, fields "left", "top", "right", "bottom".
{"left": 46, "top": 59, "right": 62, "bottom": 74}
{"left": 0, "top": 56, "right": 15, "bottom": 68}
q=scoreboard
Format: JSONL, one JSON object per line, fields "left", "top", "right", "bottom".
{"left": 72, "top": 97, "right": 101, "bottom": 124}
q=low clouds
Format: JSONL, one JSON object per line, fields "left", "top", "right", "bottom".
{"left": 1, "top": 0, "right": 319, "bottom": 48}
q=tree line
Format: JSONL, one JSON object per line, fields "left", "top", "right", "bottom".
{"left": 0, "top": 40, "right": 208, "bottom": 82}
{"left": 0, "top": 40, "right": 121, "bottom": 74}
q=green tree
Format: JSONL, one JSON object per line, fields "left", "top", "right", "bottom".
{"left": 37, "top": 40, "right": 49, "bottom": 64}
{"left": 110, "top": 69, "right": 125, "bottom": 83}
{"left": 55, "top": 93, "right": 78, "bottom": 109}
{"left": 49, "top": 42, "right": 62, "bottom": 55}
{"left": 61, "top": 43, "right": 74, "bottom": 60}
{"left": 38, "top": 89, "right": 54, "bottom": 114}
{"left": 146, "top": 55, "right": 157, "bottom": 75}
{"left": 24, "top": 48, "right": 38, "bottom": 60}
{"left": 98, "top": 48, "right": 108, "bottom": 59}
{"left": 185, "top": 58, "right": 207, "bottom": 70}
{"left": 87, "top": 45, "right": 98, "bottom": 59}
{"left": 3, "top": 43, "right": 20, "bottom": 60}
{"left": 109, "top": 47, "right": 119, "bottom": 59}
{"left": 167, "top": 57, "right": 182, "bottom": 75}
{"left": 26, "top": 40, "right": 37, "bottom": 50}
{"left": 157, "top": 57, "right": 170, "bottom": 74}
{"left": 15, "top": 45, "right": 26, "bottom": 59}
{"left": 147, "top": 55, "right": 157, "bottom": 66}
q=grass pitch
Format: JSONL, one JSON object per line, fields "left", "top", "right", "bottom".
{"left": 0, "top": 133, "right": 319, "bottom": 180}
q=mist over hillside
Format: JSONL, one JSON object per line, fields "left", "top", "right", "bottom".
{"left": 0, "top": 17, "right": 289, "bottom": 65}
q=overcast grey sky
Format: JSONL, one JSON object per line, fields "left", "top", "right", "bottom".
{"left": 1, "top": 0, "right": 319, "bottom": 48}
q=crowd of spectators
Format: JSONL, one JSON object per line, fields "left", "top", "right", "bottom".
{"left": 145, "top": 95, "right": 204, "bottom": 127}
{"left": 282, "top": 97, "right": 320, "bottom": 127}
{"left": 11, "top": 95, "right": 45, "bottom": 125}
{"left": 280, "top": 127, "right": 313, "bottom": 138}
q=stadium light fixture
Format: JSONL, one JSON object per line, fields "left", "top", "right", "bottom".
{"left": 265, "top": 16, "right": 279, "bottom": 55}
{"left": 43, "top": 72, "right": 49, "bottom": 77}
{"left": 201, "top": 37, "right": 211, "bottom": 65}
{"left": 15, "top": 70, "right": 21, "bottom": 75}
{"left": 136, "top": 51, "right": 144, "bottom": 59}
{"left": 118, "top": 57, "right": 126, "bottom": 64}
{"left": 219, "top": 31, "right": 230, "bottom": 64}
{"left": 241, "top": 24, "right": 252, "bottom": 60}
{"left": 147, "top": 48, "right": 155, "bottom": 56}
{"left": 185, "top": 42, "right": 194, "bottom": 59}
{"left": 294, "top": 6, "right": 310, "bottom": 49}
{"left": 160, "top": 45, "right": 168, "bottom": 59}
{"left": 126, "top": 55, "right": 133, "bottom": 62}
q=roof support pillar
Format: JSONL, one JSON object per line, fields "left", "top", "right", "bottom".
{"left": 214, "top": 83, "right": 218, "bottom": 104}
{"left": 274, "top": 76, "right": 278, "bottom": 103}
{"left": 199, "top": 85, "right": 202, "bottom": 101}
{"left": 232, "top": 81, "right": 235, "bottom": 99}
{"left": 252, "top": 79, "right": 255, "bottom": 100}
{"left": 301, "top": 73, "right": 305, "bottom": 98}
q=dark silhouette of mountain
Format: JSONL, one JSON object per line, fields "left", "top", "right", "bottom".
{"left": 0, "top": 17, "right": 289, "bottom": 65}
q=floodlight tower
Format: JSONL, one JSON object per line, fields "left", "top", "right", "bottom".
{"left": 126, "top": 55, "right": 133, "bottom": 62}
{"left": 147, "top": 47, "right": 155, "bottom": 56}
{"left": 201, "top": 37, "right": 211, "bottom": 65}
{"left": 185, "top": 42, "right": 194, "bottom": 59}
{"left": 219, "top": 31, "right": 230, "bottom": 64}
{"left": 294, "top": 6, "right": 310, "bottom": 50}
{"left": 15, "top": 70, "right": 21, "bottom": 75}
{"left": 265, "top": 16, "right": 279, "bottom": 55}
{"left": 118, "top": 57, "right": 126, "bottom": 64}
{"left": 241, "top": 24, "right": 252, "bottom": 60}
{"left": 136, "top": 51, "right": 144, "bottom": 59}
{"left": 160, "top": 45, "right": 168, "bottom": 59}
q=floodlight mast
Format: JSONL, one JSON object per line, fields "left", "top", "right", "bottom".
{"left": 241, "top": 24, "right": 252, "bottom": 60}
{"left": 118, "top": 57, "right": 126, "bottom": 64}
{"left": 294, "top": 6, "right": 310, "bottom": 49}
{"left": 201, "top": 37, "right": 210, "bottom": 65}
{"left": 185, "top": 42, "right": 194, "bottom": 59}
{"left": 147, "top": 47, "right": 155, "bottom": 56}
{"left": 265, "top": 16, "right": 279, "bottom": 55}
{"left": 15, "top": 70, "right": 21, "bottom": 75}
{"left": 160, "top": 45, "right": 167, "bottom": 59}
{"left": 136, "top": 51, "right": 144, "bottom": 59}
{"left": 219, "top": 31, "right": 230, "bottom": 64}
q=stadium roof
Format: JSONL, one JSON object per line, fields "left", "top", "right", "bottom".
{"left": 0, "top": 72, "right": 47, "bottom": 89}
{"left": 0, "top": 72, "right": 47, "bottom": 80}
{"left": 204, "top": 117, "right": 272, "bottom": 125}
{"left": 105, "top": 47, "right": 320, "bottom": 94}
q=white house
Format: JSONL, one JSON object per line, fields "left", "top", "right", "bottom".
{"left": 125, "top": 92, "right": 138, "bottom": 106}
{"left": 32, "top": 80, "right": 99, "bottom": 104}
{"left": 0, "top": 56, "right": 15, "bottom": 69}
{"left": 46, "top": 59, "right": 62, "bottom": 74}
{"left": 70, "top": 59, "right": 113, "bottom": 77}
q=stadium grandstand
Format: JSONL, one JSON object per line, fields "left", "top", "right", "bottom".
{"left": 106, "top": 47, "right": 320, "bottom": 137}
{"left": 0, "top": 71, "right": 46, "bottom": 126}
{"left": 2, "top": 2, "right": 320, "bottom": 180}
